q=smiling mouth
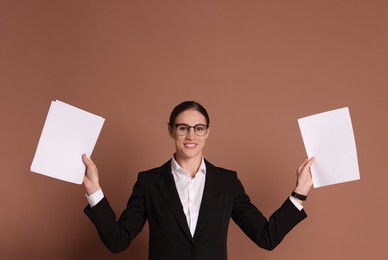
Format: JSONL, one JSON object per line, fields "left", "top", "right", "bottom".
{"left": 184, "top": 143, "right": 197, "bottom": 148}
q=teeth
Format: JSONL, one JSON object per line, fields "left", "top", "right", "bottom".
{"left": 185, "top": 144, "right": 196, "bottom": 147}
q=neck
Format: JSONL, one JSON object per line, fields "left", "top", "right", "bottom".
{"left": 174, "top": 154, "right": 202, "bottom": 178}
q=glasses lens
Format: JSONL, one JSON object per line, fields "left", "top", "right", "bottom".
{"left": 176, "top": 124, "right": 189, "bottom": 135}
{"left": 194, "top": 124, "right": 207, "bottom": 136}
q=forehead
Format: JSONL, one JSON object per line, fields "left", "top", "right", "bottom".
{"left": 175, "top": 109, "right": 207, "bottom": 124}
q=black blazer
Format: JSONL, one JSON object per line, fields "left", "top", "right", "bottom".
{"left": 84, "top": 159, "right": 307, "bottom": 260}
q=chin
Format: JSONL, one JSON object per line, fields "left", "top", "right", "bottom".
{"left": 177, "top": 150, "right": 201, "bottom": 160}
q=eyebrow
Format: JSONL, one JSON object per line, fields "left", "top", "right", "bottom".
{"left": 174, "top": 123, "right": 207, "bottom": 125}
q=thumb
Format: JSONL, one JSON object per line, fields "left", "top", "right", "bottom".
{"left": 82, "top": 154, "right": 94, "bottom": 168}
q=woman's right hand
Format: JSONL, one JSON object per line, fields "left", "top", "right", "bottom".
{"left": 82, "top": 154, "right": 101, "bottom": 195}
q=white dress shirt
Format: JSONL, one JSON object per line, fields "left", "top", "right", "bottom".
{"left": 171, "top": 156, "right": 206, "bottom": 237}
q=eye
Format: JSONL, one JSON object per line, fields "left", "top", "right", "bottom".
{"left": 176, "top": 124, "right": 189, "bottom": 131}
{"left": 195, "top": 125, "right": 206, "bottom": 131}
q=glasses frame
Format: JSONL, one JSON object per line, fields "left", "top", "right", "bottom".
{"left": 174, "top": 123, "right": 209, "bottom": 137}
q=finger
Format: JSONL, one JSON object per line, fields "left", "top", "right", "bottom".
{"left": 304, "top": 156, "right": 315, "bottom": 169}
{"left": 299, "top": 157, "right": 315, "bottom": 175}
{"left": 82, "top": 154, "right": 95, "bottom": 168}
{"left": 82, "top": 154, "right": 89, "bottom": 165}
{"left": 297, "top": 158, "right": 309, "bottom": 173}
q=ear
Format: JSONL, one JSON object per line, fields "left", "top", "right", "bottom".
{"left": 168, "top": 125, "right": 174, "bottom": 137}
{"left": 204, "top": 127, "right": 210, "bottom": 139}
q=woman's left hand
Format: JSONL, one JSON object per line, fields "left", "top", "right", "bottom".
{"left": 294, "top": 157, "right": 315, "bottom": 196}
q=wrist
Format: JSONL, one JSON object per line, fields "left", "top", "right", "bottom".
{"left": 294, "top": 185, "right": 309, "bottom": 196}
{"left": 86, "top": 183, "right": 101, "bottom": 196}
{"left": 291, "top": 191, "right": 307, "bottom": 201}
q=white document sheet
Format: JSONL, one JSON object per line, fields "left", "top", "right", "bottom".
{"left": 31, "top": 100, "right": 105, "bottom": 184}
{"left": 298, "top": 107, "right": 360, "bottom": 188}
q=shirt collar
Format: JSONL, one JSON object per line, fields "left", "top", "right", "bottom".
{"left": 171, "top": 156, "right": 206, "bottom": 176}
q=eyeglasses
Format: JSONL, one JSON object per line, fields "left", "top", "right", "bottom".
{"left": 174, "top": 124, "right": 209, "bottom": 137}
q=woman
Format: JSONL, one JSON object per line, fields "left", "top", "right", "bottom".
{"left": 82, "top": 101, "right": 315, "bottom": 260}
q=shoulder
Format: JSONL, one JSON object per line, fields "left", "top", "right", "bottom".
{"left": 137, "top": 160, "right": 171, "bottom": 180}
{"left": 205, "top": 159, "right": 237, "bottom": 177}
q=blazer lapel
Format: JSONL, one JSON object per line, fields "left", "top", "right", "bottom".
{"left": 193, "top": 160, "right": 217, "bottom": 241}
{"left": 156, "top": 161, "right": 194, "bottom": 244}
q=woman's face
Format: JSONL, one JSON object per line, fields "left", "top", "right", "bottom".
{"left": 169, "top": 109, "right": 209, "bottom": 161}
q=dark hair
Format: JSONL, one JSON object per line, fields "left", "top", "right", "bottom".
{"left": 168, "top": 101, "right": 210, "bottom": 127}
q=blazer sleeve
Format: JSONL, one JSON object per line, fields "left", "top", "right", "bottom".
{"left": 84, "top": 174, "right": 147, "bottom": 253}
{"left": 231, "top": 174, "right": 307, "bottom": 250}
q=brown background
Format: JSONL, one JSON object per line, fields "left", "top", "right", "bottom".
{"left": 1, "top": 1, "right": 387, "bottom": 259}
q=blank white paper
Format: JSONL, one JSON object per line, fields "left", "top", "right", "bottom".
{"left": 31, "top": 100, "right": 105, "bottom": 184}
{"left": 298, "top": 107, "right": 360, "bottom": 188}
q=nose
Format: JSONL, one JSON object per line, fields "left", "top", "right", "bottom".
{"left": 186, "top": 127, "right": 196, "bottom": 139}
